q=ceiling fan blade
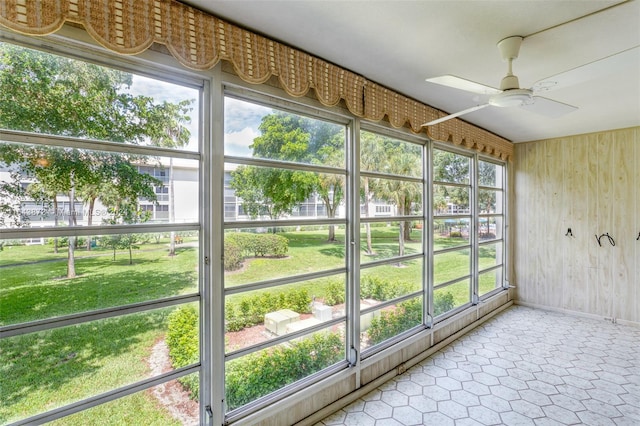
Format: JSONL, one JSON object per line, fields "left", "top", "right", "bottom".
{"left": 531, "top": 46, "right": 640, "bottom": 93}
{"left": 521, "top": 96, "right": 578, "bottom": 118}
{"left": 426, "top": 75, "right": 501, "bottom": 95}
{"left": 422, "top": 104, "right": 491, "bottom": 126}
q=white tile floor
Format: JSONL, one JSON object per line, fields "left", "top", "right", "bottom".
{"left": 317, "top": 306, "right": 640, "bottom": 425}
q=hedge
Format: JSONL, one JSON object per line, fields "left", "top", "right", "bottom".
{"left": 367, "top": 298, "right": 422, "bottom": 345}
{"left": 366, "top": 291, "right": 455, "bottom": 346}
{"left": 225, "top": 332, "right": 343, "bottom": 410}
{"left": 165, "top": 306, "right": 342, "bottom": 411}
{"left": 224, "top": 233, "right": 288, "bottom": 271}
{"left": 166, "top": 305, "right": 200, "bottom": 399}
{"left": 361, "top": 275, "right": 415, "bottom": 301}
{"left": 225, "top": 288, "right": 310, "bottom": 332}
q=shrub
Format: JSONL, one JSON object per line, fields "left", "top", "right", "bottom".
{"left": 224, "top": 239, "right": 244, "bottom": 271}
{"left": 361, "top": 276, "right": 414, "bottom": 301}
{"left": 166, "top": 305, "right": 199, "bottom": 399}
{"left": 434, "top": 292, "right": 455, "bottom": 316}
{"left": 366, "top": 291, "right": 457, "bottom": 345}
{"left": 367, "top": 298, "right": 422, "bottom": 345}
{"left": 225, "top": 332, "right": 342, "bottom": 410}
{"left": 224, "top": 233, "right": 289, "bottom": 271}
{"left": 449, "top": 231, "right": 463, "bottom": 238}
{"left": 252, "top": 234, "right": 288, "bottom": 257}
{"left": 323, "top": 280, "right": 345, "bottom": 306}
{"left": 225, "top": 288, "right": 311, "bottom": 332}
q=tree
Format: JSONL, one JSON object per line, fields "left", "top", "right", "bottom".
{"left": 229, "top": 112, "right": 344, "bottom": 240}
{"left": 375, "top": 147, "right": 421, "bottom": 259}
{"left": 0, "top": 43, "right": 194, "bottom": 276}
{"left": 139, "top": 99, "right": 192, "bottom": 255}
{"left": 360, "top": 132, "right": 388, "bottom": 255}
{"left": 433, "top": 150, "right": 470, "bottom": 214}
{"left": 0, "top": 170, "right": 28, "bottom": 228}
{"left": 361, "top": 134, "right": 422, "bottom": 259}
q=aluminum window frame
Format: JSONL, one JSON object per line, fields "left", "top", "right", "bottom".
{"left": 357, "top": 125, "right": 429, "bottom": 358}
{"left": 220, "top": 86, "right": 353, "bottom": 420}
{"left": 0, "top": 32, "right": 209, "bottom": 426}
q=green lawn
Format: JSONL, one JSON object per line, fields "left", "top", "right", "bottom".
{"left": 0, "top": 241, "right": 198, "bottom": 424}
{"left": 0, "top": 228, "right": 501, "bottom": 423}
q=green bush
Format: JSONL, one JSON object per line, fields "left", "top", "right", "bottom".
{"left": 225, "top": 232, "right": 288, "bottom": 258}
{"left": 361, "top": 276, "right": 414, "bottom": 301}
{"left": 223, "top": 239, "right": 244, "bottom": 271}
{"left": 323, "top": 280, "right": 345, "bottom": 306}
{"left": 433, "top": 292, "right": 455, "bottom": 316}
{"left": 367, "top": 298, "right": 422, "bottom": 345}
{"left": 166, "top": 305, "right": 199, "bottom": 399}
{"left": 366, "top": 291, "right": 456, "bottom": 346}
{"left": 252, "top": 234, "right": 288, "bottom": 257}
{"left": 225, "top": 288, "right": 311, "bottom": 332}
{"left": 224, "top": 233, "right": 289, "bottom": 271}
{"left": 225, "top": 332, "right": 342, "bottom": 410}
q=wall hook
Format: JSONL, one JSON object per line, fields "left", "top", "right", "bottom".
{"left": 596, "top": 233, "right": 615, "bottom": 247}
{"left": 637, "top": 232, "right": 640, "bottom": 241}
{"left": 565, "top": 228, "right": 573, "bottom": 237}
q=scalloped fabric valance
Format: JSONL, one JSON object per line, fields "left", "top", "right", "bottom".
{"left": 0, "top": 0, "right": 513, "bottom": 160}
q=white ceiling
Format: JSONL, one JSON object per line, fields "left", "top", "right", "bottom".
{"left": 186, "top": 0, "right": 640, "bottom": 143}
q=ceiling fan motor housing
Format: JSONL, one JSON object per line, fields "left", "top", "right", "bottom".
{"left": 489, "top": 89, "right": 534, "bottom": 108}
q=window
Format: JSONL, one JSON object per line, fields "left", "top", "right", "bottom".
{"left": 432, "top": 148, "right": 473, "bottom": 317}
{"left": 1, "top": 35, "right": 509, "bottom": 426}
{"left": 0, "top": 43, "right": 202, "bottom": 424}
{"left": 222, "top": 95, "right": 348, "bottom": 416}
{"left": 359, "top": 130, "right": 424, "bottom": 353}
{"left": 431, "top": 148, "right": 507, "bottom": 318}
{"left": 478, "top": 160, "right": 506, "bottom": 297}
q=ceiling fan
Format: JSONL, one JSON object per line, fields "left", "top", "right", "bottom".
{"left": 422, "top": 36, "right": 578, "bottom": 126}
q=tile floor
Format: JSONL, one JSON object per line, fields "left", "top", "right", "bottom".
{"left": 317, "top": 305, "right": 640, "bottom": 425}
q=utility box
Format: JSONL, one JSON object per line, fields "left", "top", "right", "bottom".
{"left": 286, "top": 317, "right": 322, "bottom": 334}
{"left": 264, "top": 309, "right": 300, "bottom": 335}
{"left": 314, "top": 304, "right": 333, "bottom": 322}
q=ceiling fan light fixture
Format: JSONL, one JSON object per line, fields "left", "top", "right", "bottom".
{"left": 489, "top": 89, "right": 534, "bottom": 108}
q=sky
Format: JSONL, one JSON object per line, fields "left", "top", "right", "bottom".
{"left": 127, "top": 75, "right": 200, "bottom": 151}
{"left": 127, "top": 75, "right": 273, "bottom": 156}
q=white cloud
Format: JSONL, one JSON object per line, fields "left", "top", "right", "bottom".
{"left": 224, "top": 97, "right": 271, "bottom": 133}
{"left": 126, "top": 75, "right": 200, "bottom": 151}
{"left": 224, "top": 127, "right": 259, "bottom": 157}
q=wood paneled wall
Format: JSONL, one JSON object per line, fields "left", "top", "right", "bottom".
{"left": 513, "top": 127, "right": 639, "bottom": 323}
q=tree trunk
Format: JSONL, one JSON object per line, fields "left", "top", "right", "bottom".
{"left": 168, "top": 158, "right": 176, "bottom": 256}
{"left": 363, "top": 178, "right": 374, "bottom": 255}
{"left": 403, "top": 198, "right": 412, "bottom": 241}
{"left": 327, "top": 203, "right": 336, "bottom": 242}
{"left": 128, "top": 243, "right": 133, "bottom": 265}
{"left": 398, "top": 221, "right": 405, "bottom": 258}
{"left": 67, "top": 175, "right": 77, "bottom": 278}
{"left": 53, "top": 196, "right": 59, "bottom": 254}
{"left": 397, "top": 199, "right": 405, "bottom": 265}
{"left": 86, "top": 197, "right": 95, "bottom": 251}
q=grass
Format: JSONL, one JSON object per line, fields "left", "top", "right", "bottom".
{"left": 0, "top": 228, "right": 501, "bottom": 423}
{"left": 0, "top": 309, "right": 174, "bottom": 424}
{"left": 0, "top": 240, "right": 198, "bottom": 424}
{"left": 0, "top": 244, "right": 198, "bottom": 326}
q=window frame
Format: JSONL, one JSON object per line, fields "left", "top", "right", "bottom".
{"left": 0, "top": 32, "right": 209, "bottom": 425}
